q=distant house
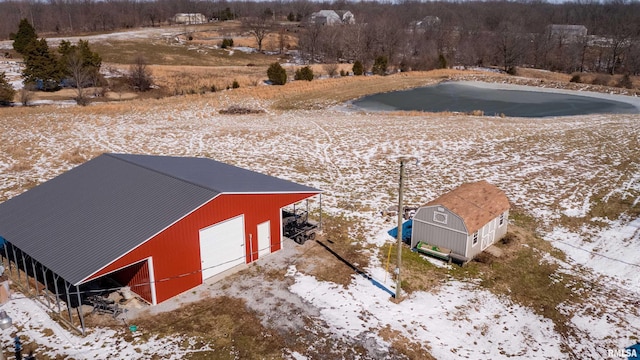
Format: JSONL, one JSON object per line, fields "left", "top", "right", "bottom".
{"left": 409, "top": 16, "right": 441, "bottom": 33}
{"left": 548, "top": 24, "right": 588, "bottom": 40}
{"left": 411, "top": 180, "right": 510, "bottom": 263}
{"left": 172, "top": 13, "right": 207, "bottom": 25}
{"left": 415, "top": 16, "right": 441, "bottom": 28}
{"left": 310, "top": 10, "right": 355, "bottom": 25}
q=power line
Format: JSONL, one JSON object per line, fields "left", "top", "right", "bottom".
{"left": 4, "top": 242, "right": 289, "bottom": 297}
{"left": 548, "top": 238, "right": 640, "bottom": 269}
{"left": 5, "top": 227, "right": 639, "bottom": 300}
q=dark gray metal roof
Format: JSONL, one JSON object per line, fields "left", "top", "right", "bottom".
{"left": 111, "top": 153, "right": 320, "bottom": 194}
{"left": 0, "top": 153, "right": 320, "bottom": 286}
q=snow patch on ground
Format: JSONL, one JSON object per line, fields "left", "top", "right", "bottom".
{"left": 290, "top": 269, "right": 564, "bottom": 359}
{"left": 546, "top": 218, "right": 640, "bottom": 293}
{"left": 1, "top": 60, "right": 23, "bottom": 90}
{"left": 0, "top": 295, "right": 203, "bottom": 359}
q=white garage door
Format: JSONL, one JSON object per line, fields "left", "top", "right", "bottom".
{"left": 199, "top": 215, "right": 245, "bottom": 281}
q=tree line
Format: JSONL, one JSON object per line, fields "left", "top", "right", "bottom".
{"left": 295, "top": 1, "right": 640, "bottom": 76}
{"left": 1, "top": 0, "right": 639, "bottom": 77}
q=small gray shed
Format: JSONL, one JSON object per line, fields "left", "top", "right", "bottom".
{"left": 411, "top": 180, "right": 510, "bottom": 262}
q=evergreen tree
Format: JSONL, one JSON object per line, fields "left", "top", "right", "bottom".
{"left": 0, "top": 72, "right": 16, "bottom": 106}
{"left": 221, "top": 38, "right": 234, "bottom": 48}
{"left": 11, "top": 19, "right": 37, "bottom": 55}
{"left": 294, "top": 66, "right": 314, "bottom": 81}
{"left": 352, "top": 60, "right": 364, "bottom": 76}
{"left": 437, "top": 54, "right": 448, "bottom": 69}
{"left": 267, "top": 62, "right": 287, "bottom": 85}
{"left": 372, "top": 56, "right": 388, "bottom": 76}
{"left": 22, "top": 38, "right": 64, "bottom": 91}
{"left": 58, "top": 39, "right": 102, "bottom": 87}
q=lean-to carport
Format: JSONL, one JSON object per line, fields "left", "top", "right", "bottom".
{"left": 1, "top": 240, "right": 89, "bottom": 334}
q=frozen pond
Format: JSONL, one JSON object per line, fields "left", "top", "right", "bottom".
{"left": 352, "top": 81, "right": 640, "bottom": 117}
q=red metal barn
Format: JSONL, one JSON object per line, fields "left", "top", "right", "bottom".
{"left": 0, "top": 154, "right": 320, "bottom": 316}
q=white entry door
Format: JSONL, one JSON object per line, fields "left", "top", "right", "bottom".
{"left": 199, "top": 215, "right": 245, "bottom": 281}
{"left": 257, "top": 221, "right": 271, "bottom": 258}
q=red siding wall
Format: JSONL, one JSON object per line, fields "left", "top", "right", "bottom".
{"left": 111, "top": 259, "right": 152, "bottom": 303}
{"left": 88, "top": 192, "right": 315, "bottom": 304}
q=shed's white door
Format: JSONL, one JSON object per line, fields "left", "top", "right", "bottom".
{"left": 481, "top": 231, "right": 494, "bottom": 250}
{"left": 199, "top": 215, "right": 245, "bottom": 281}
{"left": 257, "top": 221, "right": 271, "bottom": 258}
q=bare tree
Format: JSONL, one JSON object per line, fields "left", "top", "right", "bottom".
{"left": 298, "top": 22, "right": 324, "bottom": 63}
{"left": 607, "top": 25, "right": 635, "bottom": 75}
{"left": 278, "top": 27, "right": 286, "bottom": 54}
{"left": 19, "top": 87, "right": 33, "bottom": 106}
{"left": 342, "top": 23, "right": 367, "bottom": 63}
{"left": 128, "top": 55, "right": 153, "bottom": 92}
{"left": 67, "top": 52, "right": 92, "bottom": 105}
{"left": 529, "top": 32, "right": 553, "bottom": 69}
{"left": 244, "top": 16, "right": 271, "bottom": 52}
{"left": 494, "top": 21, "right": 527, "bottom": 73}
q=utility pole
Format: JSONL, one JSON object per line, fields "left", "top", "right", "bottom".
{"left": 395, "top": 159, "right": 405, "bottom": 301}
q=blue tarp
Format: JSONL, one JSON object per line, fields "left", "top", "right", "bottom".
{"left": 387, "top": 219, "right": 412, "bottom": 243}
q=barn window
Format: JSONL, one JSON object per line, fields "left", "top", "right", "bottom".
{"left": 472, "top": 231, "right": 478, "bottom": 245}
{"left": 433, "top": 211, "right": 448, "bottom": 224}
{"left": 499, "top": 213, "right": 505, "bottom": 226}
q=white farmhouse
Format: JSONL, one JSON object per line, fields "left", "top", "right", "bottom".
{"left": 172, "top": 13, "right": 207, "bottom": 25}
{"left": 310, "top": 10, "right": 355, "bottom": 26}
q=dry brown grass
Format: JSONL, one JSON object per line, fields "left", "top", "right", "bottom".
{"left": 381, "top": 241, "right": 447, "bottom": 294}
{"left": 379, "top": 325, "right": 436, "bottom": 360}
{"left": 294, "top": 214, "right": 370, "bottom": 287}
{"left": 14, "top": 65, "right": 639, "bottom": 111}
{"left": 60, "top": 147, "right": 92, "bottom": 164}
{"left": 249, "top": 69, "right": 474, "bottom": 110}
{"left": 4, "top": 144, "right": 28, "bottom": 158}
{"left": 515, "top": 67, "right": 572, "bottom": 82}
{"left": 150, "top": 64, "right": 267, "bottom": 94}
{"left": 135, "top": 296, "right": 284, "bottom": 360}
{"left": 8, "top": 161, "right": 32, "bottom": 172}
{"left": 568, "top": 72, "right": 639, "bottom": 89}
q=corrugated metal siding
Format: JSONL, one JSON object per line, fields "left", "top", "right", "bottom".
{"left": 413, "top": 219, "right": 467, "bottom": 255}
{"left": 467, "top": 232, "right": 482, "bottom": 258}
{"left": 88, "top": 192, "right": 314, "bottom": 304}
{"left": 411, "top": 206, "right": 468, "bottom": 254}
{"left": 0, "top": 155, "right": 217, "bottom": 286}
{"left": 0, "top": 154, "right": 321, "bottom": 289}
{"left": 111, "top": 260, "right": 152, "bottom": 303}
